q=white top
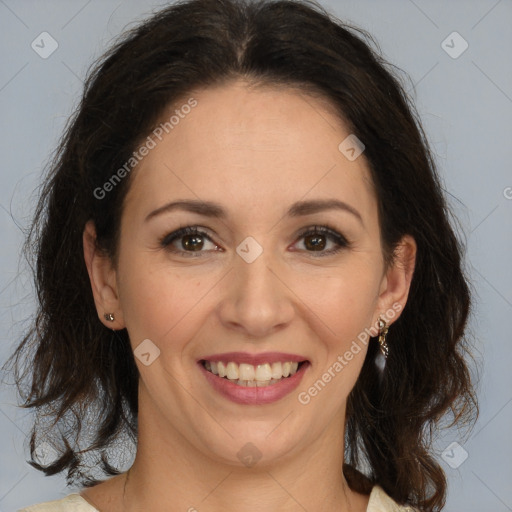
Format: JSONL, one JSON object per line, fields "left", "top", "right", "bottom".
{"left": 18, "top": 485, "right": 416, "bottom": 511}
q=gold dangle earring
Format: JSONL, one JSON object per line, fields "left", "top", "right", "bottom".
{"left": 375, "top": 317, "right": 389, "bottom": 377}
{"left": 377, "top": 317, "right": 389, "bottom": 358}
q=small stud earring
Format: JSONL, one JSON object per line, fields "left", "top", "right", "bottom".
{"left": 104, "top": 313, "right": 115, "bottom": 322}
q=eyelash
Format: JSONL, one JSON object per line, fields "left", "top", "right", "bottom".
{"left": 159, "top": 225, "right": 350, "bottom": 258}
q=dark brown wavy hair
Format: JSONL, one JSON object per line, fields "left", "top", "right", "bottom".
{"left": 4, "top": 0, "right": 478, "bottom": 509}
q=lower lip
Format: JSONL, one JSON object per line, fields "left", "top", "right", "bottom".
{"left": 199, "top": 361, "right": 309, "bottom": 405}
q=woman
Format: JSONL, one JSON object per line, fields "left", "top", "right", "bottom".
{"left": 7, "top": 0, "right": 477, "bottom": 510}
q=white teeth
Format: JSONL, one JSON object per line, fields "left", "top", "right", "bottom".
{"left": 255, "top": 363, "right": 272, "bottom": 381}
{"left": 239, "top": 363, "right": 255, "bottom": 381}
{"left": 271, "top": 362, "right": 282, "bottom": 379}
{"left": 226, "top": 362, "right": 238, "bottom": 380}
{"left": 203, "top": 359, "right": 304, "bottom": 385}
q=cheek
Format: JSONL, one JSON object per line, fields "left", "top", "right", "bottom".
{"left": 116, "top": 254, "right": 217, "bottom": 353}
{"left": 293, "top": 264, "right": 381, "bottom": 341}
{"left": 293, "top": 271, "right": 379, "bottom": 408}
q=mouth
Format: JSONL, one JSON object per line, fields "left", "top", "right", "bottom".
{"left": 200, "top": 359, "right": 309, "bottom": 387}
{"left": 197, "top": 351, "right": 310, "bottom": 404}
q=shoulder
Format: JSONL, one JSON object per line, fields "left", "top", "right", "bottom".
{"left": 367, "top": 485, "right": 418, "bottom": 512}
{"left": 19, "top": 485, "right": 415, "bottom": 512}
{"left": 18, "top": 493, "right": 99, "bottom": 512}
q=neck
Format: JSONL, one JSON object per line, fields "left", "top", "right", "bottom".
{"left": 121, "top": 387, "right": 368, "bottom": 512}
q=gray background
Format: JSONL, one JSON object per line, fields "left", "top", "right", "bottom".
{"left": 0, "top": 0, "right": 511, "bottom": 511}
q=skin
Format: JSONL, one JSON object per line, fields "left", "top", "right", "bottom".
{"left": 82, "top": 79, "right": 416, "bottom": 512}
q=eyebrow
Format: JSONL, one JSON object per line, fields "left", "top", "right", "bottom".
{"left": 145, "top": 198, "right": 363, "bottom": 224}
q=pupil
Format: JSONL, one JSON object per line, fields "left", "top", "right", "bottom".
{"left": 182, "top": 235, "right": 204, "bottom": 251}
{"left": 305, "top": 234, "right": 326, "bottom": 251}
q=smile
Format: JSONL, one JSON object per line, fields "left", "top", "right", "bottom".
{"left": 198, "top": 351, "right": 310, "bottom": 404}
{"left": 202, "top": 360, "right": 305, "bottom": 387}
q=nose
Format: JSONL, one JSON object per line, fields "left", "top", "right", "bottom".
{"left": 216, "top": 249, "right": 295, "bottom": 338}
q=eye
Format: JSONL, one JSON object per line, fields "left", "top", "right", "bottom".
{"left": 292, "top": 225, "right": 350, "bottom": 256}
{"left": 159, "top": 224, "right": 350, "bottom": 258}
{"left": 160, "top": 226, "right": 221, "bottom": 257}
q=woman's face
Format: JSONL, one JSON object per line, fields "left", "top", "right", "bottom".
{"left": 87, "top": 79, "right": 414, "bottom": 468}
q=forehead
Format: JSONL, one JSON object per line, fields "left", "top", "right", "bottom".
{"left": 124, "top": 79, "right": 376, "bottom": 221}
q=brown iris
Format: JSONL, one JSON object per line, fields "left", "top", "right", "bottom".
{"left": 304, "top": 234, "right": 326, "bottom": 251}
{"left": 182, "top": 234, "right": 204, "bottom": 251}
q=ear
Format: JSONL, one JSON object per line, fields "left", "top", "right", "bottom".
{"left": 374, "top": 234, "right": 416, "bottom": 325}
{"left": 83, "top": 220, "right": 125, "bottom": 329}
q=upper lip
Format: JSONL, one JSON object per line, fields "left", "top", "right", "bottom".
{"left": 199, "top": 352, "right": 308, "bottom": 366}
